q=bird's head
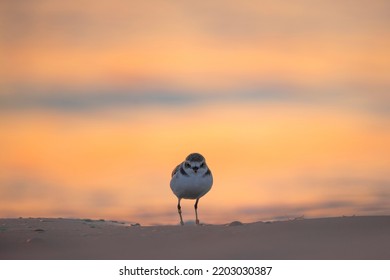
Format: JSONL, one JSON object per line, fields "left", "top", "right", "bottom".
{"left": 184, "top": 153, "right": 208, "bottom": 175}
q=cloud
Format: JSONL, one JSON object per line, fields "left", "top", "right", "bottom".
{"left": 172, "top": 0, "right": 390, "bottom": 40}
{"left": 0, "top": 83, "right": 313, "bottom": 112}
{"left": 1, "top": 83, "right": 389, "bottom": 116}
{"left": 0, "top": 89, "right": 196, "bottom": 112}
{"left": 0, "top": 178, "right": 52, "bottom": 201}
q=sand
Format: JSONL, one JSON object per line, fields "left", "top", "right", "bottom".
{"left": 1, "top": 216, "right": 389, "bottom": 260}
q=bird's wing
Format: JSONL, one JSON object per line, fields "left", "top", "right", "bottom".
{"left": 171, "top": 164, "right": 181, "bottom": 178}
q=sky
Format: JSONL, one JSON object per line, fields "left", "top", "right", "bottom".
{"left": 1, "top": 0, "right": 389, "bottom": 224}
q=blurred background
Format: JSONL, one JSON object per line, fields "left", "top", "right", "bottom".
{"left": 1, "top": 0, "right": 389, "bottom": 225}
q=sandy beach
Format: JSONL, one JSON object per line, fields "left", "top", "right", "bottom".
{"left": 1, "top": 216, "right": 389, "bottom": 260}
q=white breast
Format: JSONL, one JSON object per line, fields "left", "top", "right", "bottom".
{"left": 170, "top": 173, "right": 213, "bottom": 199}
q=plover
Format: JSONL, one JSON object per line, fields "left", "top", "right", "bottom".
{"left": 170, "top": 153, "right": 213, "bottom": 225}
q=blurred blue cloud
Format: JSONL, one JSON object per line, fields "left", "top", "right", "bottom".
{"left": 1, "top": 84, "right": 389, "bottom": 115}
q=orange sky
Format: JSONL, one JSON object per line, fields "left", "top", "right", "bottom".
{"left": 1, "top": 104, "right": 389, "bottom": 223}
{"left": 1, "top": 0, "right": 389, "bottom": 224}
{"left": 2, "top": 0, "right": 389, "bottom": 90}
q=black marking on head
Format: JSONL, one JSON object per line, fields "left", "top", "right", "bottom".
{"left": 180, "top": 165, "right": 190, "bottom": 177}
{"left": 203, "top": 168, "right": 211, "bottom": 177}
{"left": 186, "top": 153, "right": 205, "bottom": 162}
{"left": 171, "top": 164, "right": 180, "bottom": 177}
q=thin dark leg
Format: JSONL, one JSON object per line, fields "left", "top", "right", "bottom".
{"left": 194, "top": 198, "right": 200, "bottom": 225}
{"left": 177, "top": 198, "right": 184, "bottom": 225}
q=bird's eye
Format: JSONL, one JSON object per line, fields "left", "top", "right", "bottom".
{"left": 200, "top": 162, "right": 205, "bottom": 168}
{"left": 185, "top": 162, "right": 191, "bottom": 168}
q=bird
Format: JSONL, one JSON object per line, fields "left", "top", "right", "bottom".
{"left": 170, "top": 153, "right": 213, "bottom": 225}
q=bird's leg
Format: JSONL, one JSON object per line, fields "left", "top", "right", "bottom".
{"left": 177, "top": 198, "right": 184, "bottom": 226}
{"left": 194, "top": 198, "right": 200, "bottom": 225}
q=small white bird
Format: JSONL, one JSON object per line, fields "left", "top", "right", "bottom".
{"left": 170, "top": 153, "right": 213, "bottom": 225}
